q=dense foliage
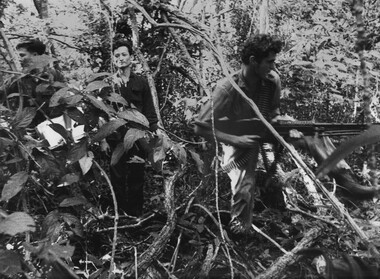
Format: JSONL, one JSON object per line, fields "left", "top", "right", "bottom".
{"left": 1, "top": 0, "right": 380, "bottom": 278}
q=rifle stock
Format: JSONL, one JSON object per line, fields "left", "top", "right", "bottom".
{"left": 194, "top": 118, "right": 375, "bottom": 141}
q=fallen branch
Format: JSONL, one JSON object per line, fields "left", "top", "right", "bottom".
{"left": 255, "top": 227, "right": 322, "bottom": 279}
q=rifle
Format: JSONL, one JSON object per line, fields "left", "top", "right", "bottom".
{"left": 194, "top": 118, "right": 377, "bottom": 142}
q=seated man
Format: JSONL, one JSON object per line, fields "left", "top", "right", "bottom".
{"left": 195, "top": 34, "right": 283, "bottom": 233}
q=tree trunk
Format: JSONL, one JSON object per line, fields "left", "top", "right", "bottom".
{"left": 33, "top": 0, "right": 48, "bottom": 19}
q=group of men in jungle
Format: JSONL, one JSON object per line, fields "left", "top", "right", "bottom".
{"left": 2, "top": 34, "right": 360, "bottom": 235}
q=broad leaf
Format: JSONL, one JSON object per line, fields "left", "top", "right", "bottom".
{"left": 110, "top": 143, "right": 125, "bottom": 166}
{"left": 86, "top": 94, "right": 115, "bottom": 115}
{"left": 172, "top": 143, "right": 187, "bottom": 166}
{"left": 67, "top": 140, "right": 87, "bottom": 163}
{"left": 0, "top": 250, "right": 23, "bottom": 276}
{"left": 49, "top": 87, "right": 71, "bottom": 107}
{"left": 59, "top": 196, "right": 89, "bottom": 207}
{"left": 0, "top": 212, "right": 35, "bottom": 235}
{"left": 60, "top": 94, "right": 83, "bottom": 106}
{"left": 48, "top": 243, "right": 75, "bottom": 259}
{"left": 86, "top": 72, "right": 111, "bottom": 83}
{"left": 107, "top": 93, "right": 129, "bottom": 106}
{"left": 117, "top": 109, "right": 149, "bottom": 128}
{"left": 92, "top": 118, "right": 127, "bottom": 142}
{"left": 1, "top": 171, "right": 28, "bottom": 202}
{"left": 59, "top": 173, "right": 80, "bottom": 186}
{"left": 85, "top": 80, "right": 110, "bottom": 92}
{"left": 316, "top": 125, "right": 380, "bottom": 178}
{"left": 12, "top": 107, "right": 36, "bottom": 129}
{"left": 189, "top": 150, "right": 205, "bottom": 174}
{"left": 124, "top": 128, "right": 146, "bottom": 152}
{"left": 66, "top": 107, "right": 86, "bottom": 125}
{"left": 78, "top": 151, "right": 93, "bottom": 175}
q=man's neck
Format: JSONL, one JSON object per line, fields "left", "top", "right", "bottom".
{"left": 241, "top": 64, "right": 260, "bottom": 87}
{"left": 117, "top": 67, "right": 131, "bottom": 83}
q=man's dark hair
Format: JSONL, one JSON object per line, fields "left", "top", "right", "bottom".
{"left": 112, "top": 40, "right": 133, "bottom": 55}
{"left": 241, "top": 34, "right": 283, "bottom": 64}
{"left": 16, "top": 39, "right": 46, "bottom": 55}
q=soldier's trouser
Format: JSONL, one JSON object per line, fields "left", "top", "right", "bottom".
{"left": 109, "top": 143, "right": 146, "bottom": 216}
{"left": 221, "top": 143, "right": 260, "bottom": 230}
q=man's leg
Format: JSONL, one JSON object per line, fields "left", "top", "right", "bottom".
{"left": 109, "top": 153, "right": 129, "bottom": 213}
{"left": 125, "top": 162, "right": 145, "bottom": 216}
{"left": 222, "top": 144, "right": 260, "bottom": 231}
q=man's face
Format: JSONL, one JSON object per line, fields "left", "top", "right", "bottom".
{"left": 113, "top": 46, "right": 132, "bottom": 69}
{"left": 254, "top": 51, "right": 277, "bottom": 79}
{"left": 17, "top": 47, "right": 37, "bottom": 66}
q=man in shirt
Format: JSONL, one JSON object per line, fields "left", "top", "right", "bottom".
{"left": 104, "top": 40, "right": 158, "bottom": 216}
{"left": 1, "top": 39, "right": 65, "bottom": 123}
{"left": 195, "top": 34, "right": 283, "bottom": 233}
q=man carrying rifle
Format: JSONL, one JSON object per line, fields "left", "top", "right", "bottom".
{"left": 194, "top": 34, "right": 283, "bottom": 233}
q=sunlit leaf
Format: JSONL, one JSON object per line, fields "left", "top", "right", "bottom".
{"left": 86, "top": 94, "right": 115, "bottom": 115}
{"left": 124, "top": 128, "right": 146, "bottom": 152}
{"left": 78, "top": 151, "right": 93, "bottom": 175}
{"left": 1, "top": 171, "right": 28, "bottom": 202}
{"left": 110, "top": 143, "right": 125, "bottom": 166}
{"left": 49, "top": 87, "right": 71, "bottom": 107}
{"left": 107, "top": 93, "right": 129, "bottom": 106}
{"left": 117, "top": 109, "right": 149, "bottom": 128}
{"left": 189, "top": 150, "right": 204, "bottom": 174}
{"left": 92, "top": 118, "right": 126, "bottom": 142}
{"left": 172, "top": 143, "right": 187, "bottom": 166}
{"left": 59, "top": 173, "right": 80, "bottom": 186}
{"left": 85, "top": 80, "right": 110, "bottom": 92}
{"left": 60, "top": 94, "right": 83, "bottom": 106}
{"left": 60, "top": 196, "right": 89, "bottom": 207}
{"left": 0, "top": 212, "right": 35, "bottom": 235}
{"left": 86, "top": 72, "right": 111, "bottom": 83}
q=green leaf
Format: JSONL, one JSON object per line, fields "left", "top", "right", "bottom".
{"left": 124, "top": 128, "right": 146, "bottom": 152}
{"left": 1, "top": 171, "right": 28, "bottom": 202}
{"left": 189, "top": 150, "right": 204, "bottom": 174}
{"left": 117, "top": 108, "right": 149, "bottom": 128}
{"left": 316, "top": 124, "right": 380, "bottom": 179}
{"left": 78, "top": 151, "right": 93, "bottom": 175}
{"left": 66, "top": 107, "right": 86, "bottom": 125}
{"left": 0, "top": 212, "right": 35, "bottom": 235}
{"left": 107, "top": 93, "right": 129, "bottom": 106}
{"left": 68, "top": 140, "right": 87, "bottom": 163}
{"left": 86, "top": 94, "right": 115, "bottom": 115}
{"left": 110, "top": 143, "right": 125, "bottom": 166}
{"left": 59, "top": 196, "right": 89, "bottom": 207}
{"left": 60, "top": 94, "right": 83, "bottom": 106}
{"left": 172, "top": 143, "right": 187, "bottom": 166}
{"left": 86, "top": 72, "right": 111, "bottom": 83}
{"left": 49, "top": 87, "right": 71, "bottom": 107}
{"left": 92, "top": 118, "right": 127, "bottom": 142}
{"left": 48, "top": 244, "right": 75, "bottom": 259}
{"left": 85, "top": 80, "right": 110, "bottom": 92}
{"left": 12, "top": 107, "right": 36, "bottom": 129}
{"left": 0, "top": 250, "right": 23, "bottom": 276}
{"left": 59, "top": 173, "right": 80, "bottom": 186}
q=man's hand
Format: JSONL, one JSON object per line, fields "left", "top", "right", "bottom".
{"left": 232, "top": 134, "right": 261, "bottom": 147}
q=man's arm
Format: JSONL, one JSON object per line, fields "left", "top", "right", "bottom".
{"left": 195, "top": 85, "right": 260, "bottom": 147}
